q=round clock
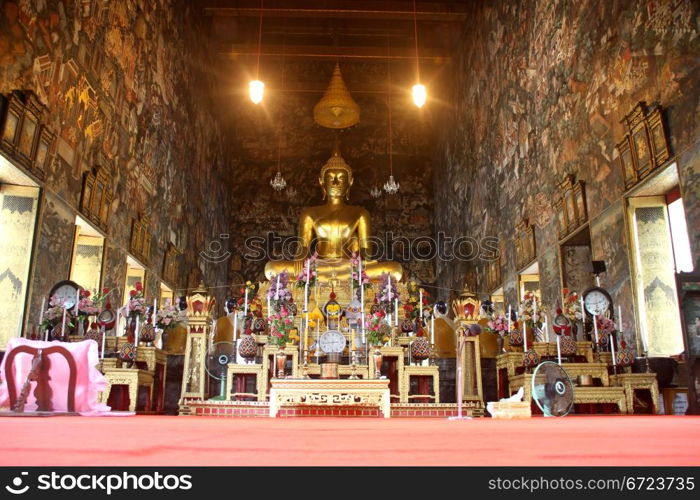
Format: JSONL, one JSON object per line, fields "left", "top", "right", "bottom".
{"left": 319, "top": 330, "right": 346, "bottom": 354}
{"left": 48, "top": 280, "right": 82, "bottom": 310}
{"left": 582, "top": 286, "right": 613, "bottom": 317}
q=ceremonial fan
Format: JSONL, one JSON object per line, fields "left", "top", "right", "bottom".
{"left": 531, "top": 361, "right": 574, "bottom": 417}
{"left": 206, "top": 341, "right": 236, "bottom": 401}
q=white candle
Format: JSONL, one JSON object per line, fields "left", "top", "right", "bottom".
{"left": 135, "top": 316, "right": 140, "bottom": 345}
{"left": 544, "top": 316, "right": 549, "bottom": 343}
{"left": 431, "top": 314, "right": 435, "bottom": 344}
{"left": 507, "top": 305, "right": 512, "bottom": 334}
{"left": 74, "top": 289, "right": 80, "bottom": 316}
{"left": 580, "top": 294, "right": 586, "bottom": 341}
{"left": 38, "top": 297, "right": 45, "bottom": 325}
{"left": 305, "top": 259, "right": 310, "bottom": 312}
{"left": 532, "top": 294, "right": 538, "bottom": 336}
{"left": 359, "top": 257, "right": 364, "bottom": 342}
{"left": 592, "top": 313, "right": 599, "bottom": 345}
{"left": 394, "top": 299, "right": 399, "bottom": 327}
{"left": 233, "top": 310, "right": 238, "bottom": 341}
{"left": 100, "top": 326, "right": 106, "bottom": 359}
{"left": 152, "top": 299, "right": 157, "bottom": 327}
{"left": 61, "top": 307, "right": 67, "bottom": 339}
{"left": 419, "top": 290, "right": 423, "bottom": 319}
{"left": 275, "top": 275, "right": 280, "bottom": 300}
{"left": 244, "top": 287, "right": 249, "bottom": 319}
{"left": 556, "top": 335, "right": 562, "bottom": 365}
{"left": 610, "top": 328, "right": 617, "bottom": 366}
{"left": 617, "top": 305, "right": 623, "bottom": 333}
{"left": 522, "top": 313, "right": 528, "bottom": 351}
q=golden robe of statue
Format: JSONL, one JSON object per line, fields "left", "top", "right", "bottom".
{"left": 264, "top": 144, "right": 402, "bottom": 282}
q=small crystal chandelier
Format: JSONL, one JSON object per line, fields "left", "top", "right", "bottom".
{"left": 270, "top": 170, "right": 286, "bottom": 191}
{"left": 285, "top": 186, "right": 297, "bottom": 200}
{"left": 370, "top": 185, "right": 382, "bottom": 199}
{"left": 384, "top": 174, "right": 399, "bottom": 194}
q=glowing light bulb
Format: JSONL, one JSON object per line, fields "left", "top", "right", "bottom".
{"left": 412, "top": 83, "right": 426, "bottom": 108}
{"left": 249, "top": 80, "right": 264, "bottom": 104}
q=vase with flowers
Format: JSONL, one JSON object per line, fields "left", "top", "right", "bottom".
{"left": 40, "top": 294, "right": 76, "bottom": 341}
{"left": 120, "top": 282, "right": 147, "bottom": 343}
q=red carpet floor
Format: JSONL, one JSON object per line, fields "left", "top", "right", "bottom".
{"left": 1, "top": 415, "right": 699, "bottom": 466}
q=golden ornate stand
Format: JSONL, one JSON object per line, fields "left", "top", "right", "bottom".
{"left": 610, "top": 373, "right": 659, "bottom": 414}
{"left": 98, "top": 368, "right": 154, "bottom": 412}
{"left": 268, "top": 378, "right": 391, "bottom": 418}
{"left": 402, "top": 365, "right": 440, "bottom": 403}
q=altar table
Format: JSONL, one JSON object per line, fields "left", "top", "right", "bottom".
{"left": 268, "top": 378, "right": 391, "bottom": 418}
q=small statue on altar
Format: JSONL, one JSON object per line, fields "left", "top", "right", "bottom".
{"left": 264, "top": 141, "right": 402, "bottom": 282}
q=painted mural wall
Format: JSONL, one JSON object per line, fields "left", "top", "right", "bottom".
{"left": 0, "top": 0, "right": 234, "bottom": 327}
{"left": 435, "top": 0, "right": 700, "bottom": 353}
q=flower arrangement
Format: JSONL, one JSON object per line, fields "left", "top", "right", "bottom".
{"left": 486, "top": 314, "right": 509, "bottom": 336}
{"left": 268, "top": 304, "right": 294, "bottom": 347}
{"left": 596, "top": 316, "right": 618, "bottom": 336}
{"left": 365, "top": 310, "right": 390, "bottom": 346}
{"left": 561, "top": 288, "right": 582, "bottom": 322}
{"left": 233, "top": 281, "right": 258, "bottom": 312}
{"left": 268, "top": 271, "right": 292, "bottom": 303}
{"left": 40, "top": 294, "right": 75, "bottom": 331}
{"left": 121, "top": 281, "right": 147, "bottom": 318}
{"left": 350, "top": 253, "right": 371, "bottom": 292}
{"left": 156, "top": 303, "right": 186, "bottom": 329}
{"left": 403, "top": 281, "right": 429, "bottom": 320}
{"left": 295, "top": 253, "right": 318, "bottom": 289}
{"left": 518, "top": 291, "right": 547, "bottom": 328}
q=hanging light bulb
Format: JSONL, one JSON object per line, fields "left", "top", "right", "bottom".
{"left": 411, "top": 0, "right": 426, "bottom": 108}
{"left": 249, "top": 1, "right": 265, "bottom": 104}
{"left": 412, "top": 84, "right": 426, "bottom": 108}
{"left": 249, "top": 80, "right": 264, "bottom": 104}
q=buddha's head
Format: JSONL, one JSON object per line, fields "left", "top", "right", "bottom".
{"left": 319, "top": 149, "right": 353, "bottom": 201}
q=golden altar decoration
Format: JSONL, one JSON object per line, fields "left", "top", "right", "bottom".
{"left": 610, "top": 373, "right": 659, "bottom": 414}
{"left": 402, "top": 365, "right": 440, "bottom": 403}
{"left": 226, "top": 362, "right": 266, "bottom": 401}
{"left": 98, "top": 367, "right": 154, "bottom": 413}
{"left": 313, "top": 63, "right": 360, "bottom": 129}
{"left": 179, "top": 284, "right": 215, "bottom": 407}
{"left": 268, "top": 378, "right": 391, "bottom": 418}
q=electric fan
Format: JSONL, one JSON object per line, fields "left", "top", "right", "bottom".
{"left": 206, "top": 341, "right": 236, "bottom": 401}
{"left": 531, "top": 361, "right": 574, "bottom": 417}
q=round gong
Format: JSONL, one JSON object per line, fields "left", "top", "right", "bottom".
{"left": 320, "top": 362, "right": 339, "bottom": 379}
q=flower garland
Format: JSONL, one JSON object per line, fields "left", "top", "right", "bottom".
{"left": 561, "top": 288, "right": 582, "bottom": 322}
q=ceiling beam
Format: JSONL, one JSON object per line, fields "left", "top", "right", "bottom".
{"left": 204, "top": 1, "right": 468, "bottom": 23}
{"left": 218, "top": 43, "right": 451, "bottom": 61}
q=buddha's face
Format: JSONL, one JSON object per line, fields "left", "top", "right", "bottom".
{"left": 320, "top": 168, "right": 352, "bottom": 200}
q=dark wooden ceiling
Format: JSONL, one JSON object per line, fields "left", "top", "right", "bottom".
{"left": 203, "top": 0, "right": 469, "bottom": 95}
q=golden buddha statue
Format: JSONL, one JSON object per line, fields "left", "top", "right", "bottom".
{"left": 264, "top": 144, "right": 402, "bottom": 282}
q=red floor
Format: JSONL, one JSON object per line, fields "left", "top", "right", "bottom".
{"left": 1, "top": 415, "right": 698, "bottom": 466}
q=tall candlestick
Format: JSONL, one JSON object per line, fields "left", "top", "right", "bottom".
{"left": 74, "top": 289, "right": 80, "bottom": 316}
{"left": 305, "top": 260, "right": 311, "bottom": 311}
{"left": 522, "top": 313, "right": 528, "bottom": 351}
{"left": 135, "top": 316, "right": 140, "bottom": 345}
{"left": 275, "top": 275, "right": 280, "bottom": 300}
{"left": 617, "top": 305, "right": 623, "bottom": 333}
{"left": 431, "top": 314, "right": 435, "bottom": 344}
{"left": 152, "top": 299, "right": 157, "bottom": 327}
{"left": 592, "top": 313, "right": 599, "bottom": 345}
{"left": 394, "top": 299, "right": 399, "bottom": 327}
{"left": 610, "top": 328, "right": 617, "bottom": 366}
{"left": 61, "top": 307, "right": 67, "bottom": 339}
{"left": 244, "top": 287, "right": 249, "bottom": 319}
{"left": 100, "top": 326, "right": 106, "bottom": 359}
{"left": 419, "top": 290, "right": 423, "bottom": 319}
{"left": 532, "top": 294, "right": 538, "bottom": 339}
{"left": 580, "top": 294, "right": 586, "bottom": 341}
{"left": 507, "top": 305, "right": 512, "bottom": 334}
{"left": 38, "top": 297, "right": 45, "bottom": 326}
{"left": 544, "top": 315, "right": 550, "bottom": 343}
{"left": 556, "top": 335, "right": 562, "bottom": 365}
{"left": 233, "top": 310, "right": 238, "bottom": 342}
{"left": 316, "top": 320, "right": 320, "bottom": 363}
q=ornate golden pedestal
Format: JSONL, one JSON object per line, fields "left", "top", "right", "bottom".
{"left": 402, "top": 365, "right": 440, "bottom": 403}
{"left": 611, "top": 373, "right": 659, "bottom": 414}
{"left": 226, "top": 363, "right": 266, "bottom": 401}
{"left": 99, "top": 368, "right": 154, "bottom": 412}
{"left": 268, "top": 378, "right": 391, "bottom": 418}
